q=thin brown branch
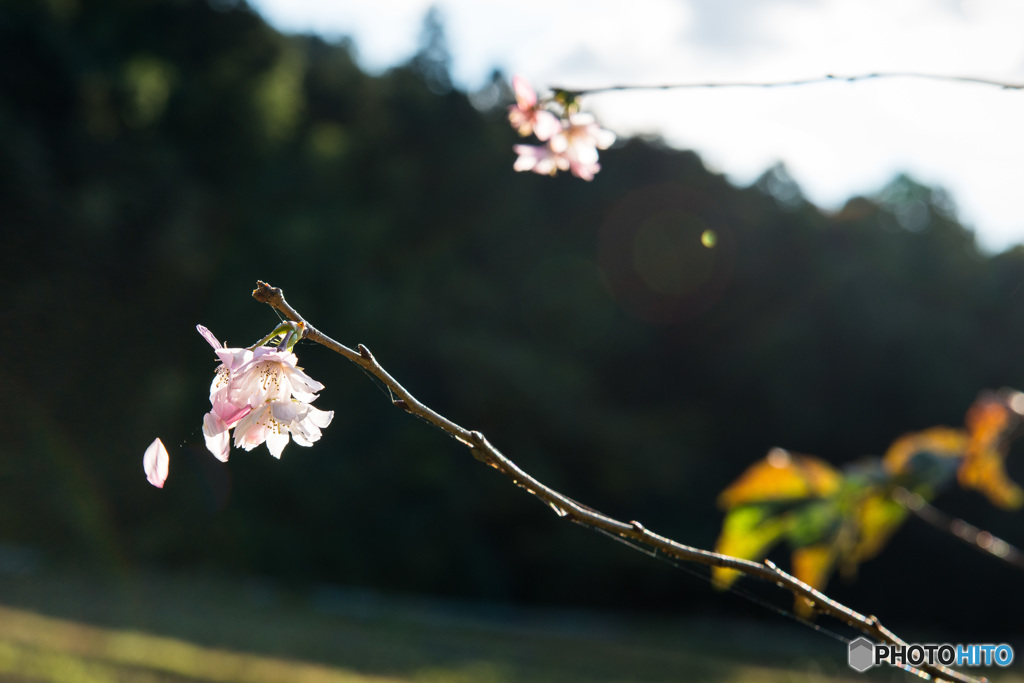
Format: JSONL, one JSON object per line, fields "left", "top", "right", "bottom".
{"left": 894, "top": 487, "right": 1024, "bottom": 571}
{"left": 252, "top": 280, "right": 982, "bottom": 683}
{"left": 554, "top": 72, "right": 1024, "bottom": 98}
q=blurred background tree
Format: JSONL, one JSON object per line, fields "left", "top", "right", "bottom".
{"left": 2, "top": 0, "right": 1023, "bottom": 641}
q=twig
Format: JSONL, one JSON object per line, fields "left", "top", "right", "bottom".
{"left": 894, "top": 487, "right": 1024, "bottom": 571}
{"left": 252, "top": 280, "right": 982, "bottom": 683}
{"left": 553, "top": 72, "right": 1024, "bottom": 98}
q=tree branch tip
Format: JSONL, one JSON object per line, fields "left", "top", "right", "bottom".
{"left": 252, "top": 280, "right": 280, "bottom": 303}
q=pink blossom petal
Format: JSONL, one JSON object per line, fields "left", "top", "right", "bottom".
{"left": 203, "top": 412, "right": 232, "bottom": 462}
{"left": 569, "top": 159, "right": 600, "bottom": 181}
{"left": 513, "top": 144, "right": 560, "bottom": 175}
{"left": 548, "top": 132, "right": 568, "bottom": 154}
{"left": 508, "top": 107, "right": 531, "bottom": 136}
{"left": 233, "top": 406, "right": 272, "bottom": 452}
{"left": 144, "top": 438, "right": 170, "bottom": 488}
{"left": 532, "top": 111, "right": 562, "bottom": 142}
{"left": 215, "top": 400, "right": 252, "bottom": 428}
{"left": 196, "top": 325, "right": 223, "bottom": 350}
{"left": 215, "top": 347, "right": 253, "bottom": 372}
{"left": 511, "top": 75, "right": 536, "bottom": 109}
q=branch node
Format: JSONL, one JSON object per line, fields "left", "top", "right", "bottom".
{"left": 252, "top": 280, "right": 281, "bottom": 305}
{"left": 358, "top": 344, "right": 374, "bottom": 361}
{"left": 393, "top": 399, "right": 408, "bottom": 410}
{"left": 630, "top": 520, "right": 646, "bottom": 533}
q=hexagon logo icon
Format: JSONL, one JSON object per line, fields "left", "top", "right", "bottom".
{"left": 848, "top": 637, "right": 875, "bottom": 672}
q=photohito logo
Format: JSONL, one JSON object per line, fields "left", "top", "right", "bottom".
{"left": 848, "top": 637, "right": 1014, "bottom": 672}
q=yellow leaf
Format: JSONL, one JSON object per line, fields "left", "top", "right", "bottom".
{"left": 847, "top": 493, "right": 907, "bottom": 567}
{"left": 791, "top": 544, "right": 836, "bottom": 618}
{"left": 718, "top": 448, "right": 843, "bottom": 509}
{"left": 882, "top": 427, "right": 968, "bottom": 476}
{"left": 959, "top": 392, "right": 1024, "bottom": 509}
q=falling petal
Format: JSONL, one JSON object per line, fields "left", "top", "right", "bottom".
{"left": 144, "top": 438, "right": 170, "bottom": 488}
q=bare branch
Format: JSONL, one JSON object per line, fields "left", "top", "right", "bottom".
{"left": 894, "top": 487, "right": 1024, "bottom": 571}
{"left": 553, "top": 72, "right": 1024, "bottom": 98}
{"left": 252, "top": 281, "right": 983, "bottom": 683}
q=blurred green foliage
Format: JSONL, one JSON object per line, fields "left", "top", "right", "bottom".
{"left": 3, "top": 0, "right": 1024, "bottom": 635}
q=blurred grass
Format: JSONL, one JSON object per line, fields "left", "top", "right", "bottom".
{"left": 0, "top": 569, "right": 1019, "bottom": 683}
{"left": 0, "top": 606, "right": 401, "bottom": 682}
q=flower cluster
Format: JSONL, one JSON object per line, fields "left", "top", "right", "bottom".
{"left": 508, "top": 76, "right": 615, "bottom": 181}
{"left": 198, "top": 323, "right": 334, "bottom": 462}
{"left": 144, "top": 323, "right": 335, "bottom": 488}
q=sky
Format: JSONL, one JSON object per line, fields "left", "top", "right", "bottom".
{"left": 248, "top": 0, "right": 1024, "bottom": 252}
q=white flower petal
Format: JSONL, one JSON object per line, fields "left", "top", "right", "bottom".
{"left": 144, "top": 438, "right": 170, "bottom": 488}
{"left": 270, "top": 400, "right": 302, "bottom": 422}
{"left": 291, "top": 431, "right": 315, "bottom": 447}
{"left": 286, "top": 366, "right": 325, "bottom": 396}
{"left": 595, "top": 129, "right": 616, "bottom": 149}
{"left": 307, "top": 407, "right": 334, "bottom": 429}
{"left": 569, "top": 142, "right": 599, "bottom": 165}
{"left": 202, "top": 412, "right": 231, "bottom": 462}
{"left": 513, "top": 149, "right": 539, "bottom": 172}
{"left": 266, "top": 430, "right": 289, "bottom": 459}
{"left": 233, "top": 408, "right": 268, "bottom": 451}
{"left": 532, "top": 111, "right": 562, "bottom": 142}
{"left": 548, "top": 133, "right": 568, "bottom": 154}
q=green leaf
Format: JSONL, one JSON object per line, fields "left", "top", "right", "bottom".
{"left": 712, "top": 504, "right": 788, "bottom": 588}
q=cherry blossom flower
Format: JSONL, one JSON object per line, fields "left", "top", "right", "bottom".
{"left": 508, "top": 75, "right": 561, "bottom": 141}
{"left": 513, "top": 144, "right": 566, "bottom": 176}
{"left": 550, "top": 113, "right": 616, "bottom": 181}
{"left": 231, "top": 346, "right": 325, "bottom": 407}
{"left": 198, "top": 324, "right": 254, "bottom": 462}
{"left": 232, "top": 399, "right": 334, "bottom": 459}
{"left": 508, "top": 77, "right": 616, "bottom": 181}
{"left": 197, "top": 323, "right": 333, "bottom": 461}
{"left": 144, "top": 438, "right": 169, "bottom": 488}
